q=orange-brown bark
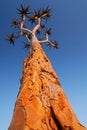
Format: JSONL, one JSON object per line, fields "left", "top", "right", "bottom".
{"left": 8, "top": 42, "right": 87, "bottom": 130}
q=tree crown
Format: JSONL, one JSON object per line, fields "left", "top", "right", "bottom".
{"left": 6, "top": 4, "right": 58, "bottom": 49}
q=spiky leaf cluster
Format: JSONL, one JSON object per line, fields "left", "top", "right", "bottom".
{"left": 41, "top": 7, "right": 51, "bottom": 19}
{"left": 17, "top": 4, "right": 30, "bottom": 17}
{"left": 45, "top": 28, "right": 51, "bottom": 35}
{"left": 6, "top": 33, "right": 17, "bottom": 45}
{"left": 12, "top": 19, "right": 19, "bottom": 28}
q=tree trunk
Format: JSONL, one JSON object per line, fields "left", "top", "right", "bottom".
{"left": 8, "top": 42, "right": 87, "bottom": 130}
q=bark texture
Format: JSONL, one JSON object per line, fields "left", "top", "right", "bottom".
{"left": 8, "top": 42, "right": 87, "bottom": 130}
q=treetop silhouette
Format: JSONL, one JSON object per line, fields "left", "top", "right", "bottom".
{"left": 6, "top": 4, "right": 58, "bottom": 49}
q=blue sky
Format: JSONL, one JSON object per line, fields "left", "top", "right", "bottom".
{"left": 0, "top": 0, "right": 87, "bottom": 129}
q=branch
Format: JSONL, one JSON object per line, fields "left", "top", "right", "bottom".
{"left": 20, "top": 15, "right": 32, "bottom": 35}
{"left": 40, "top": 13, "right": 47, "bottom": 18}
{"left": 39, "top": 33, "right": 58, "bottom": 48}
{"left": 33, "top": 18, "right": 40, "bottom": 33}
{"left": 46, "top": 33, "right": 48, "bottom": 40}
{"left": 39, "top": 39, "right": 57, "bottom": 48}
{"left": 48, "top": 41, "right": 55, "bottom": 47}
{"left": 39, "top": 34, "right": 49, "bottom": 43}
{"left": 38, "top": 33, "right": 48, "bottom": 43}
{"left": 21, "top": 27, "right": 32, "bottom": 34}
{"left": 39, "top": 39, "right": 48, "bottom": 43}
{"left": 48, "top": 41, "right": 58, "bottom": 48}
{"left": 20, "top": 15, "right": 25, "bottom": 30}
{"left": 25, "top": 34, "right": 30, "bottom": 42}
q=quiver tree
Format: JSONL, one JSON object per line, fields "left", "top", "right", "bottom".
{"left": 6, "top": 4, "right": 58, "bottom": 49}
{"left": 7, "top": 4, "right": 87, "bottom": 130}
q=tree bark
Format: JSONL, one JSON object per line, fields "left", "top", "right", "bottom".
{"left": 8, "top": 42, "right": 87, "bottom": 130}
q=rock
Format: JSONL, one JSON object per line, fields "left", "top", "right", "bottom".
{"left": 8, "top": 42, "right": 87, "bottom": 130}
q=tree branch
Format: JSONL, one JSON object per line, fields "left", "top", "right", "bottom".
{"left": 48, "top": 41, "right": 55, "bottom": 47}
{"left": 25, "top": 34, "right": 30, "bottom": 42}
{"left": 21, "top": 27, "right": 32, "bottom": 34}
{"left": 39, "top": 33, "right": 48, "bottom": 43}
{"left": 33, "top": 18, "right": 40, "bottom": 33}
{"left": 20, "top": 15, "right": 25, "bottom": 29}
{"left": 39, "top": 33, "right": 57, "bottom": 48}
{"left": 39, "top": 39, "right": 48, "bottom": 43}
{"left": 40, "top": 13, "right": 47, "bottom": 18}
{"left": 20, "top": 15, "right": 32, "bottom": 35}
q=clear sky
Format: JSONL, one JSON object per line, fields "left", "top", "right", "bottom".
{"left": 0, "top": 0, "right": 87, "bottom": 130}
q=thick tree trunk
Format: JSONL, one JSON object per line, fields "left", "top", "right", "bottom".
{"left": 8, "top": 42, "right": 87, "bottom": 130}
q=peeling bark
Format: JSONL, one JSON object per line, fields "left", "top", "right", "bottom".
{"left": 8, "top": 42, "right": 87, "bottom": 130}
